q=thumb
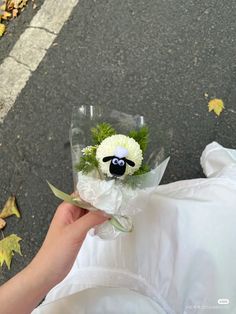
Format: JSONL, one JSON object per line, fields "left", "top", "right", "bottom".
{"left": 69, "top": 211, "right": 108, "bottom": 240}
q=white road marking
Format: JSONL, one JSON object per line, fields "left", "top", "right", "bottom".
{"left": 0, "top": 0, "right": 79, "bottom": 123}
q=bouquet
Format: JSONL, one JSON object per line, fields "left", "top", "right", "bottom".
{"left": 49, "top": 106, "right": 171, "bottom": 239}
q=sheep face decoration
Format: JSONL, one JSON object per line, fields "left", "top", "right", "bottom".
{"left": 96, "top": 134, "right": 143, "bottom": 178}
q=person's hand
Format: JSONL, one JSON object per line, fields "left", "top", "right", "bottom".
{"left": 0, "top": 202, "right": 108, "bottom": 314}
{"left": 30, "top": 202, "right": 108, "bottom": 287}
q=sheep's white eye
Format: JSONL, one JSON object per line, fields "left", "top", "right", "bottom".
{"left": 118, "top": 160, "right": 125, "bottom": 166}
{"left": 112, "top": 158, "right": 119, "bottom": 165}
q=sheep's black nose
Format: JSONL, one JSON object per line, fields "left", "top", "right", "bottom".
{"left": 109, "top": 164, "right": 126, "bottom": 176}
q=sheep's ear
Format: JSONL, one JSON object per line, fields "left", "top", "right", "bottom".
{"left": 103, "top": 156, "right": 113, "bottom": 162}
{"left": 126, "top": 159, "right": 135, "bottom": 167}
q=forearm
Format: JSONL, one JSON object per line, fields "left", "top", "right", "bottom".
{"left": 0, "top": 257, "right": 56, "bottom": 314}
{"left": 0, "top": 205, "right": 107, "bottom": 314}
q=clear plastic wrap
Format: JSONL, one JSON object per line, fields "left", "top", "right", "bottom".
{"left": 69, "top": 105, "right": 171, "bottom": 240}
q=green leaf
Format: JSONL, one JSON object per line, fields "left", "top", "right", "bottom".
{"left": 47, "top": 181, "right": 132, "bottom": 233}
{"left": 75, "top": 154, "right": 98, "bottom": 174}
{"left": 109, "top": 216, "right": 133, "bottom": 232}
{"left": 133, "top": 163, "right": 150, "bottom": 176}
{"left": 47, "top": 181, "right": 96, "bottom": 211}
{"left": 47, "top": 181, "right": 78, "bottom": 205}
{"left": 128, "top": 126, "right": 149, "bottom": 153}
{"left": 91, "top": 123, "right": 116, "bottom": 145}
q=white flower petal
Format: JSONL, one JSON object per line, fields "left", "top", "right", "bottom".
{"left": 96, "top": 134, "right": 143, "bottom": 177}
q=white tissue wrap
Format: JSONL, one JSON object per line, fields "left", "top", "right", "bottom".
{"left": 76, "top": 158, "right": 170, "bottom": 239}
{"left": 77, "top": 157, "right": 170, "bottom": 216}
{"left": 77, "top": 173, "right": 138, "bottom": 215}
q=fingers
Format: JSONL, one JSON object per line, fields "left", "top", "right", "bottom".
{"left": 58, "top": 202, "right": 79, "bottom": 212}
{"left": 52, "top": 202, "right": 83, "bottom": 227}
{"left": 69, "top": 211, "right": 108, "bottom": 240}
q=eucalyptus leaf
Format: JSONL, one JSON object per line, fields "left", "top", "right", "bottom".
{"left": 47, "top": 181, "right": 96, "bottom": 211}
{"left": 47, "top": 181, "right": 132, "bottom": 233}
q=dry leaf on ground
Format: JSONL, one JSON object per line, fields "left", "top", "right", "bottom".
{"left": 0, "top": 0, "right": 29, "bottom": 36}
{"left": 208, "top": 98, "right": 225, "bottom": 116}
{"left": 0, "top": 234, "right": 22, "bottom": 269}
{"left": 0, "top": 196, "right": 21, "bottom": 219}
{"left": 9, "top": 0, "right": 28, "bottom": 9}
{"left": 12, "top": 7, "right": 17, "bottom": 17}
{"left": 0, "top": 218, "right": 6, "bottom": 229}
{"left": 1, "top": 10, "right": 10, "bottom": 19}
{"left": 0, "top": 0, "right": 6, "bottom": 10}
{"left": 0, "top": 22, "right": 5, "bottom": 36}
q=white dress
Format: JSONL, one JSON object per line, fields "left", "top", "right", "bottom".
{"left": 33, "top": 142, "right": 236, "bottom": 314}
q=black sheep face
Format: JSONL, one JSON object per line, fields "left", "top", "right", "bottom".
{"left": 103, "top": 156, "right": 135, "bottom": 177}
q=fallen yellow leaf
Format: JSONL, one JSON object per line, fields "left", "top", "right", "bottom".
{"left": 0, "top": 0, "right": 29, "bottom": 37}
{"left": 6, "top": 0, "right": 14, "bottom": 10}
{"left": 0, "top": 196, "right": 21, "bottom": 219}
{"left": 8, "top": 0, "right": 28, "bottom": 10}
{"left": 0, "top": 234, "right": 22, "bottom": 269}
{"left": 0, "top": 1, "right": 6, "bottom": 11}
{"left": 12, "top": 7, "right": 18, "bottom": 17}
{"left": 0, "top": 23, "right": 5, "bottom": 36}
{"left": 0, "top": 218, "right": 6, "bottom": 229}
{"left": 1, "top": 10, "right": 11, "bottom": 19}
{"left": 208, "top": 98, "right": 225, "bottom": 116}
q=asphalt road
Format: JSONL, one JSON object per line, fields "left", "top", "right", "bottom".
{"left": 1, "top": 0, "right": 236, "bottom": 283}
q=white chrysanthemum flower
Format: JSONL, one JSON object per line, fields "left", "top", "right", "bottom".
{"left": 82, "top": 145, "right": 96, "bottom": 155}
{"left": 96, "top": 134, "right": 143, "bottom": 178}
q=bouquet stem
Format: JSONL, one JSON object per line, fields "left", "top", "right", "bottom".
{"left": 47, "top": 181, "right": 132, "bottom": 233}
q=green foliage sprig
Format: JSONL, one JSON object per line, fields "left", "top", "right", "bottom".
{"left": 75, "top": 153, "right": 98, "bottom": 174}
{"left": 91, "top": 123, "right": 116, "bottom": 145}
{"left": 76, "top": 122, "right": 116, "bottom": 174}
{"left": 133, "top": 164, "right": 150, "bottom": 176}
{"left": 128, "top": 126, "right": 149, "bottom": 176}
{"left": 76, "top": 123, "right": 150, "bottom": 177}
{"left": 128, "top": 126, "right": 149, "bottom": 153}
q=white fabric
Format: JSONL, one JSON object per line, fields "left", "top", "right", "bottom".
{"left": 32, "top": 287, "right": 165, "bottom": 314}
{"left": 33, "top": 142, "right": 236, "bottom": 313}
